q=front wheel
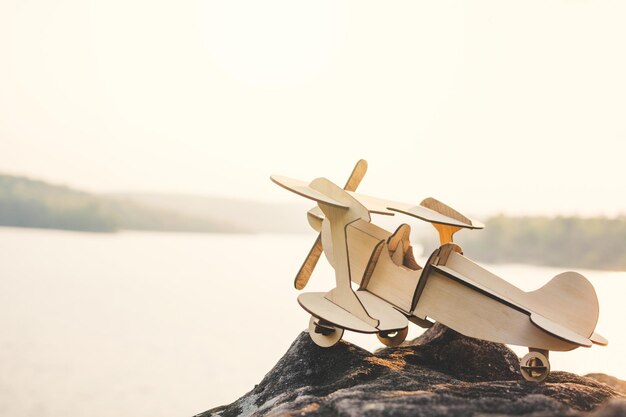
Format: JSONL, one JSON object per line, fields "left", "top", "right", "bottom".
{"left": 308, "top": 316, "right": 343, "bottom": 347}
{"left": 377, "top": 327, "right": 409, "bottom": 347}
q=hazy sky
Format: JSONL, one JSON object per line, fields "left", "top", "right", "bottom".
{"left": 1, "top": 1, "right": 625, "bottom": 216}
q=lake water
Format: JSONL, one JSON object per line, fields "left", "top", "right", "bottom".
{"left": 0, "top": 228, "right": 624, "bottom": 417}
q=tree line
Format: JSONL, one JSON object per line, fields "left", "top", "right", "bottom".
{"left": 454, "top": 215, "right": 626, "bottom": 271}
{"left": 0, "top": 174, "right": 239, "bottom": 233}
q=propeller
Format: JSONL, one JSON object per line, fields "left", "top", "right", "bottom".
{"left": 293, "top": 159, "right": 368, "bottom": 290}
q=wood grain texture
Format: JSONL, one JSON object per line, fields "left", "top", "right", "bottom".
{"left": 387, "top": 202, "right": 483, "bottom": 229}
{"left": 356, "top": 291, "right": 408, "bottom": 331}
{"left": 308, "top": 316, "right": 344, "bottom": 347}
{"left": 343, "top": 159, "right": 368, "bottom": 192}
{"left": 273, "top": 160, "right": 604, "bottom": 360}
{"left": 299, "top": 287, "right": 408, "bottom": 334}
{"left": 520, "top": 351, "right": 550, "bottom": 382}
{"left": 298, "top": 292, "right": 378, "bottom": 333}
{"left": 436, "top": 243, "right": 463, "bottom": 265}
{"left": 421, "top": 198, "right": 471, "bottom": 244}
{"left": 432, "top": 264, "right": 592, "bottom": 346}
{"left": 293, "top": 160, "right": 369, "bottom": 289}
{"left": 388, "top": 224, "right": 411, "bottom": 266}
{"left": 345, "top": 190, "right": 483, "bottom": 226}
{"left": 412, "top": 270, "right": 577, "bottom": 351}
{"left": 413, "top": 251, "right": 601, "bottom": 350}
{"left": 377, "top": 326, "right": 409, "bottom": 347}
{"left": 306, "top": 207, "right": 323, "bottom": 232}
{"left": 365, "top": 244, "right": 421, "bottom": 313}
{"left": 294, "top": 235, "right": 323, "bottom": 290}
{"left": 360, "top": 241, "right": 384, "bottom": 290}
{"left": 443, "top": 252, "right": 600, "bottom": 341}
{"left": 270, "top": 175, "right": 349, "bottom": 208}
{"left": 401, "top": 246, "right": 422, "bottom": 270}
{"left": 346, "top": 219, "right": 389, "bottom": 286}
{"left": 591, "top": 332, "right": 608, "bottom": 346}
{"left": 530, "top": 313, "right": 592, "bottom": 347}
{"left": 390, "top": 241, "right": 404, "bottom": 265}
{"left": 384, "top": 224, "right": 421, "bottom": 269}
{"left": 420, "top": 197, "right": 472, "bottom": 224}
{"left": 311, "top": 178, "right": 378, "bottom": 328}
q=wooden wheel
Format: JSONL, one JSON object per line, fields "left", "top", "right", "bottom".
{"left": 520, "top": 351, "right": 550, "bottom": 382}
{"left": 377, "top": 327, "right": 409, "bottom": 347}
{"left": 308, "top": 316, "right": 344, "bottom": 347}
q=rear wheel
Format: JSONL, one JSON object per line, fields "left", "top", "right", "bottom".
{"left": 520, "top": 351, "right": 550, "bottom": 382}
{"left": 377, "top": 327, "right": 409, "bottom": 347}
{"left": 308, "top": 316, "right": 343, "bottom": 347}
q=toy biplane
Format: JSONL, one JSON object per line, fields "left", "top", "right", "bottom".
{"left": 271, "top": 160, "right": 607, "bottom": 382}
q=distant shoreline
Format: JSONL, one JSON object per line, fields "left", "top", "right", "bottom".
{"left": 2, "top": 173, "right": 625, "bottom": 271}
{"left": 450, "top": 215, "right": 626, "bottom": 272}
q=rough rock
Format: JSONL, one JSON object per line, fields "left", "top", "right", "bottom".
{"left": 377, "top": 322, "right": 522, "bottom": 382}
{"left": 585, "top": 374, "right": 626, "bottom": 395}
{"left": 196, "top": 324, "right": 625, "bottom": 417}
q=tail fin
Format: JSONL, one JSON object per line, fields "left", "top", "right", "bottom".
{"left": 528, "top": 272, "right": 600, "bottom": 340}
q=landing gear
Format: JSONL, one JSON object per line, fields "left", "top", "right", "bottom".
{"left": 520, "top": 349, "right": 550, "bottom": 382}
{"left": 377, "top": 327, "right": 409, "bottom": 347}
{"left": 308, "top": 316, "right": 344, "bottom": 347}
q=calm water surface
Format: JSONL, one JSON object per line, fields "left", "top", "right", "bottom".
{"left": 0, "top": 228, "right": 624, "bottom": 417}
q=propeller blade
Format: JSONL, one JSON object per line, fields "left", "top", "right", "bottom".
{"left": 343, "top": 159, "right": 368, "bottom": 192}
{"left": 295, "top": 235, "right": 323, "bottom": 290}
{"left": 293, "top": 159, "right": 368, "bottom": 290}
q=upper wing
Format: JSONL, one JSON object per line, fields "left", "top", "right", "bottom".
{"left": 271, "top": 175, "right": 483, "bottom": 229}
{"left": 270, "top": 175, "right": 349, "bottom": 208}
{"left": 348, "top": 191, "right": 483, "bottom": 229}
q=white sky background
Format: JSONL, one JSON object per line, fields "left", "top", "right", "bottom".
{"left": 1, "top": 1, "right": 625, "bottom": 217}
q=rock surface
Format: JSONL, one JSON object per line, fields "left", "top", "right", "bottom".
{"left": 585, "top": 374, "right": 626, "bottom": 396}
{"left": 197, "top": 324, "right": 625, "bottom": 417}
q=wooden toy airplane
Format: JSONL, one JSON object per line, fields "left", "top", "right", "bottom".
{"left": 271, "top": 160, "right": 607, "bottom": 382}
